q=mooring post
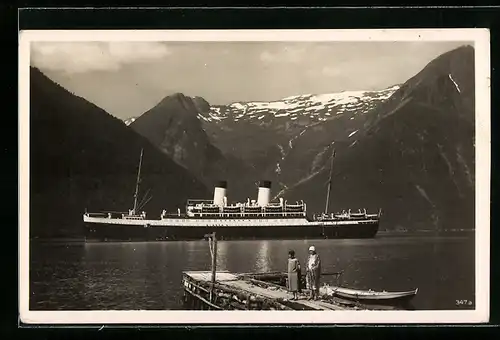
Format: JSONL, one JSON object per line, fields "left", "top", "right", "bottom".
{"left": 205, "top": 232, "right": 217, "bottom": 302}
{"left": 212, "top": 234, "right": 217, "bottom": 285}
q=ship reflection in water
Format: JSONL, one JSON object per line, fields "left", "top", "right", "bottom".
{"left": 29, "top": 234, "right": 475, "bottom": 311}
{"left": 255, "top": 240, "right": 271, "bottom": 273}
{"left": 215, "top": 240, "right": 228, "bottom": 271}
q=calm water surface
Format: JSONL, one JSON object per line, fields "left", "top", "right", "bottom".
{"left": 29, "top": 233, "right": 475, "bottom": 310}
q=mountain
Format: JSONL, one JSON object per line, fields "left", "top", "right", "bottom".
{"left": 184, "top": 85, "right": 397, "bottom": 202}
{"left": 122, "top": 44, "right": 475, "bottom": 231}
{"left": 126, "top": 86, "right": 400, "bottom": 198}
{"left": 129, "top": 93, "right": 256, "bottom": 202}
{"left": 30, "top": 68, "right": 209, "bottom": 238}
{"left": 285, "top": 45, "right": 475, "bottom": 231}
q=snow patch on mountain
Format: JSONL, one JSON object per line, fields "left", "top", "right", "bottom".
{"left": 201, "top": 85, "right": 400, "bottom": 123}
{"left": 348, "top": 130, "right": 359, "bottom": 138}
{"left": 448, "top": 74, "right": 461, "bottom": 93}
{"left": 277, "top": 144, "right": 286, "bottom": 160}
{"left": 124, "top": 117, "right": 136, "bottom": 126}
{"left": 275, "top": 162, "right": 282, "bottom": 174}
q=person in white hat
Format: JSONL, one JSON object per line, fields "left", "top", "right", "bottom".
{"left": 305, "top": 245, "right": 321, "bottom": 300}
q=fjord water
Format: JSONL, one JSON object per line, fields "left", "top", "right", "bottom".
{"left": 29, "top": 232, "right": 475, "bottom": 310}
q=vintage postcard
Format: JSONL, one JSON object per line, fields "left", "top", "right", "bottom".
{"left": 19, "top": 28, "right": 490, "bottom": 325}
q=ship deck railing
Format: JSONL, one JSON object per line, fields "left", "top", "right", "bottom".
{"left": 187, "top": 199, "right": 215, "bottom": 205}
{"left": 163, "top": 212, "right": 308, "bottom": 219}
{"left": 312, "top": 211, "right": 380, "bottom": 221}
{"left": 186, "top": 202, "right": 306, "bottom": 209}
{"left": 122, "top": 215, "right": 146, "bottom": 220}
{"left": 84, "top": 212, "right": 109, "bottom": 218}
{"left": 188, "top": 206, "right": 306, "bottom": 212}
{"left": 162, "top": 213, "right": 188, "bottom": 218}
{"left": 84, "top": 212, "right": 147, "bottom": 220}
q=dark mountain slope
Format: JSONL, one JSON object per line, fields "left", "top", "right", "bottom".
{"left": 130, "top": 93, "right": 256, "bottom": 202}
{"left": 286, "top": 45, "right": 475, "bottom": 231}
{"left": 30, "top": 68, "right": 209, "bottom": 238}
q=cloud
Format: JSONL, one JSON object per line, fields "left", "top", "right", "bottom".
{"left": 31, "top": 42, "right": 171, "bottom": 74}
{"left": 321, "top": 66, "right": 343, "bottom": 77}
{"left": 260, "top": 51, "right": 279, "bottom": 63}
{"left": 259, "top": 46, "right": 306, "bottom": 64}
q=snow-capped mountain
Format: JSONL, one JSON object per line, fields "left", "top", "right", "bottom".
{"left": 126, "top": 85, "right": 402, "bottom": 203}
{"left": 198, "top": 85, "right": 401, "bottom": 196}
{"left": 123, "top": 85, "right": 399, "bottom": 128}
{"left": 286, "top": 45, "right": 475, "bottom": 231}
{"left": 199, "top": 85, "right": 399, "bottom": 124}
{"left": 125, "top": 45, "right": 475, "bottom": 231}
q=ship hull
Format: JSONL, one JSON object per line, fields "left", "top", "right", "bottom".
{"left": 84, "top": 217, "right": 379, "bottom": 242}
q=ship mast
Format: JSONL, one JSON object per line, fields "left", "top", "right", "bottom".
{"left": 324, "top": 148, "right": 336, "bottom": 215}
{"left": 132, "top": 148, "right": 144, "bottom": 215}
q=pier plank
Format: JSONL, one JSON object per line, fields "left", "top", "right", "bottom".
{"left": 185, "top": 271, "right": 239, "bottom": 282}
{"left": 224, "top": 280, "right": 289, "bottom": 300}
{"left": 225, "top": 280, "right": 343, "bottom": 310}
{"left": 182, "top": 270, "right": 381, "bottom": 311}
{"left": 309, "top": 299, "right": 349, "bottom": 310}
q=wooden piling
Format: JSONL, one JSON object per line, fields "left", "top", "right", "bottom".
{"left": 205, "top": 232, "right": 218, "bottom": 303}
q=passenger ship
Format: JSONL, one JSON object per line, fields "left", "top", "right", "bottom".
{"left": 83, "top": 149, "right": 381, "bottom": 241}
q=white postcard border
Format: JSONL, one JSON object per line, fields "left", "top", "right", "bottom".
{"left": 18, "top": 28, "right": 490, "bottom": 324}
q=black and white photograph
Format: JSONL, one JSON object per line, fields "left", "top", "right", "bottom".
{"left": 19, "top": 29, "right": 490, "bottom": 324}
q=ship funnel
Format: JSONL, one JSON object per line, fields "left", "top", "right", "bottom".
{"left": 213, "top": 181, "right": 227, "bottom": 207}
{"left": 257, "top": 180, "right": 271, "bottom": 207}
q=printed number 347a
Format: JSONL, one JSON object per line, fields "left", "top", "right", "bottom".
{"left": 456, "top": 299, "right": 473, "bottom": 306}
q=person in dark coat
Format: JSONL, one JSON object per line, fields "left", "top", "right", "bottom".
{"left": 287, "top": 250, "right": 300, "bottom": 300}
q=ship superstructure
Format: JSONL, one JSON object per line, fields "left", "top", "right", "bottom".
{"left": 176, "top": 181, "right": 307, "bottom": 219}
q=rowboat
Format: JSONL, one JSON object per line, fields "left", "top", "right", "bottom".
{"left": 239, "top": 271, "right": 418, "bottom": 306}
{"left": 321, "top": 285, "right": 418, "bottom": 304}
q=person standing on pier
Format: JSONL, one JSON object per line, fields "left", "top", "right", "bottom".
{"left": 287, "top": 250, "right": 300, "bottom": 300}
{"left": 306, "top": 246, "right": 321, "bottom": 300}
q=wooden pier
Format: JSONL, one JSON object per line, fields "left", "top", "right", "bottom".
{"left": 181, "top": 270, "right": 414, "bottom": 311}
{"left": 181, "top": 232, "right": 416, "bottom": 311}
{"left": 183, "top": 270, "right": 342, "bottom": 310}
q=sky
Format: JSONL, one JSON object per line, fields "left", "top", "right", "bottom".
{"left": 31, "top": 41, "right": 471, "bottom": 120}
